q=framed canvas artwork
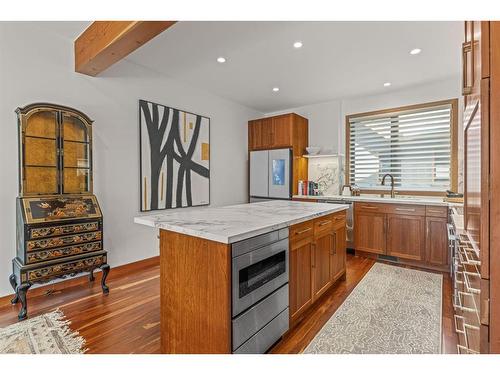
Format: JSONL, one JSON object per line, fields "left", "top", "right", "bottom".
{"left": 139, "top": 100, "right": 210, "bottom": 211}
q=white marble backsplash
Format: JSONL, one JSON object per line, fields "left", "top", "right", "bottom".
{"left": 308, "top": 156, "right": 342, "bottom": 196}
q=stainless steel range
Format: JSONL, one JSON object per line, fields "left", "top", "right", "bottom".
{"left": 231, "top": 228, "right": 289, "bottom": 354}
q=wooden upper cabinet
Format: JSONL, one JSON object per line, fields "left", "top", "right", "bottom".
{"left": 386, "top": 214, "right": 425, "bottom": 261}
{"left": 248, "top": 113, "right": 308, "bottom": 152}
{"left": 248, "top": 117, "right": 273, "bottom": 150}
{"left": 463, "top": 21, "right": 489, "bottom": 101}
{"left": 271, "top": 115, "right": 293, "bottom": 147}
{"left": 354, "top": 209, "right": 386, "bottom": 255}
{"left": 425, "top": 216, "right": 449, "bottom": 267}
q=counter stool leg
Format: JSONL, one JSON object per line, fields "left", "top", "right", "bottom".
{"left": 17, "top": 282, "right": 31, "bottom": 321}
{"left": 9, "top": 274, "right": 18, "bottom": 304}
{"left": 100, "top": 264, "right": 110, "bottom": 294}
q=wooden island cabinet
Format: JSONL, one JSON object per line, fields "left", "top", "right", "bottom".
{"left": 289, "top": 210, "right": 347, "bottom": 326}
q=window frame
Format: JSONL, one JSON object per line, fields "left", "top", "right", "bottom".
{"left": 345, "top": 98, "right": 459, "bottom": 196}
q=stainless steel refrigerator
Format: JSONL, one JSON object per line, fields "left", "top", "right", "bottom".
{"left": 249, "top": 148, "right": 292, "bottom": 202}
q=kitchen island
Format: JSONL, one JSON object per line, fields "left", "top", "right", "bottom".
{"left": 134, "top": 200, "right": 348, "bottom": 354}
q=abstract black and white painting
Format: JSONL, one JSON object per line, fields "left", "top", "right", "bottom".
{"left": 139, "top": 100, "right": 210, "bottom": 211}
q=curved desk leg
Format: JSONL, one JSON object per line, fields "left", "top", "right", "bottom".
{"left": 9, "top": 274, "right": 19, "bottom": 304}
{"left": 17, "top": 282, "right": 31, "bottom": 321}
{"left": 100, "top": 264, "right": 110, "bottom": 294}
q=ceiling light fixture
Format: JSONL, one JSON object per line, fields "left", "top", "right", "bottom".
{"left": 272, "top": 87, "right": 280, "bottom": 92}
{"left": 383, "top": 82, "right": 391, "bottom": 87}
{"left": 217, "top": 57, "right": 226, "bottom": 63}
{"left": 410, "top": 48, "right": 421, "bottom": 55}
{"left": 293, "top": 41, "right": 303, "bottom": 49}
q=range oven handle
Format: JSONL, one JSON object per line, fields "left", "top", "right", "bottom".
{"left": 232, "top": 238, "right": 288, "bottom": 270}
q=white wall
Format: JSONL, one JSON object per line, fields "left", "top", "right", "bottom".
{"left": 266, "top": 77, "right": 463, "bottom": 190}
{"left": 0, "top": 22, "right": 262, "bottom": 297}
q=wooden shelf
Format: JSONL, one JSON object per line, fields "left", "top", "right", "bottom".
{"left": 303, "top": 154, "right": 343, "bottom": 158}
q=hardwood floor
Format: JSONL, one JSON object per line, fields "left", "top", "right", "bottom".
{"left": 0, "top": 257, "right": 161, "bottom": 354}
{"left": 0, "top": 254, "right": 457, "bottom": 354}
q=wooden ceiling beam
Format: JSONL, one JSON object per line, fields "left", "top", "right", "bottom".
{"left": 75, "top": 21, "right": 176, "bottom": 76}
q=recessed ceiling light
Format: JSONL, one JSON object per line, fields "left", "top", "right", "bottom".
{"left": 383, "top": 82, "right": 391, "bottom": 87}
{"left": 272, "top": 87, "right": 280, "bottom": 92}
{"left": 293, "top": 41, "right": 303, "bottom": 49}
{"left": 217, "top": 57, "right": 226, "bottom": 63}
{"left": 410, "top": 48, "right": 421, "bottom": 55}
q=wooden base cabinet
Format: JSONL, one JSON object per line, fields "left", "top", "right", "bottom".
{"left": 331, "top": 226, "right": 347, "bottom": 282}
{"left": 354, "top": 207, "right": 386, "bottom": 255}
{"left": 289, "top": 236, "right": 314, "bottom": 322}
{"left": 354, "top": 202, "right": 448, "bottom": 271}
{"left": 312, "top": 230, "right": 334, "bottom": 300}
{"left": 425, "top": 216, "right": 449, "bottom": 267}
{"left": 289, "top": 211, "right": 347, "bottom": 326}
{"left": 386, "top": 214, "right": 425, "bottom": 261}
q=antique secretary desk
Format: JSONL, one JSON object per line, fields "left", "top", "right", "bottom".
{"left": 9, "top": 103, "right": 110, "bottom": 321}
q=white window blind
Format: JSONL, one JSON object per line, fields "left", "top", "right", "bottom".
{"left": 348, "top": 103, "right": 453, "bottom": 191}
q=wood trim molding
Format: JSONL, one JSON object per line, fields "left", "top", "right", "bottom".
{"left": 345, "top": 98, "right": 459, "bottom": 195}
{"left": 75, "top": 21, "right": 176, "bottom": 76}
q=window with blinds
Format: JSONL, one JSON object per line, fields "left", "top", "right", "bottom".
{"left": 347, "top": 101, "right": 456, "bottom": 192}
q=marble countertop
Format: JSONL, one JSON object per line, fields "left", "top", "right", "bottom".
{"left": 134, "top": 200, "right": 348, "bottom": 244}
{"left": 293, "top": 194, "right": 453, "bottom": 206}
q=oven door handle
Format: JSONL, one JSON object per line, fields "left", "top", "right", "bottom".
{"left": 232, "top": 238, "right": 288, "bottom": 270}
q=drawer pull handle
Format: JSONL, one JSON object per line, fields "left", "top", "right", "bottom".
{"left": 361, "top": 205, "right": 378, "bottom": 209}
{"left": 295, "top": 227, "right": 312, "bottom": 235}
{"left": 395, "top": 208, "right": 415, "bottom": 212}
{"left": 330, "top": 232, "right": 337, "bottom": 255}
{"left": 319, "top": 220, "right": 332, "bottom": 226}
{"left": 312, "top": 243, "right": 316, "bottom": 268}
{"left": 428, "top": 209, "right": 444, "bottom": 213}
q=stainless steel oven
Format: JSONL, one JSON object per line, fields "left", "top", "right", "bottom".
{"left": 231, "top": 228, "right": 289, "bottom": 353}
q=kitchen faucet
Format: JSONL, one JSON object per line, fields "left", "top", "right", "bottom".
{"left": 381, "top": 174, "right": 396, "bottom": 198}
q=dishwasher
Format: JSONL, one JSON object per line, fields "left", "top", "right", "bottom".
{"left": 324, "top": 199, "right": 354, "bottom": 249}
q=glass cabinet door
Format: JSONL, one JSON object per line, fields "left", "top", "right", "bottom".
{"left": 23, "top": 110, "right": 59, "bottom": 194}
{"left": 61, "top": 114, "right": 91, "bottom": 193}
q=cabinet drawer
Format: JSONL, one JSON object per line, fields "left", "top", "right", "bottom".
{"left": 26, "top": 241, "right": 102, "bottom": 264}
{"left": 29, "top": 221, "right": 100, "bottom": 239}
{"left": 385, "top": 204, "right": 425, "bottom": 216}
{"left": 354, "top": 202, "right": 385, "bottom": 213}
{"left": 290, "top": 220, "right": 314, "bottom": 242}
{"left": 314, "top": 215, "right": 334, "bottom": 234}
{"left": 426, "top": 206, "right": 448, "bottom": 218}
{"left": 26, "top": 231, "right": 102, "bottom": 252}
{"left": 331, "top": 211, "right": 346, "bottom": 229}
{"left": 26, "top": 253, "right": 106, "bottom": 282}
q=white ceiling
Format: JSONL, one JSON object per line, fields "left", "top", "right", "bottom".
{"left": 51, "top": 21, "right": 463, "bottom": 113}
{"left": 125, "top": 21, "right": 463, "bottom": 113}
